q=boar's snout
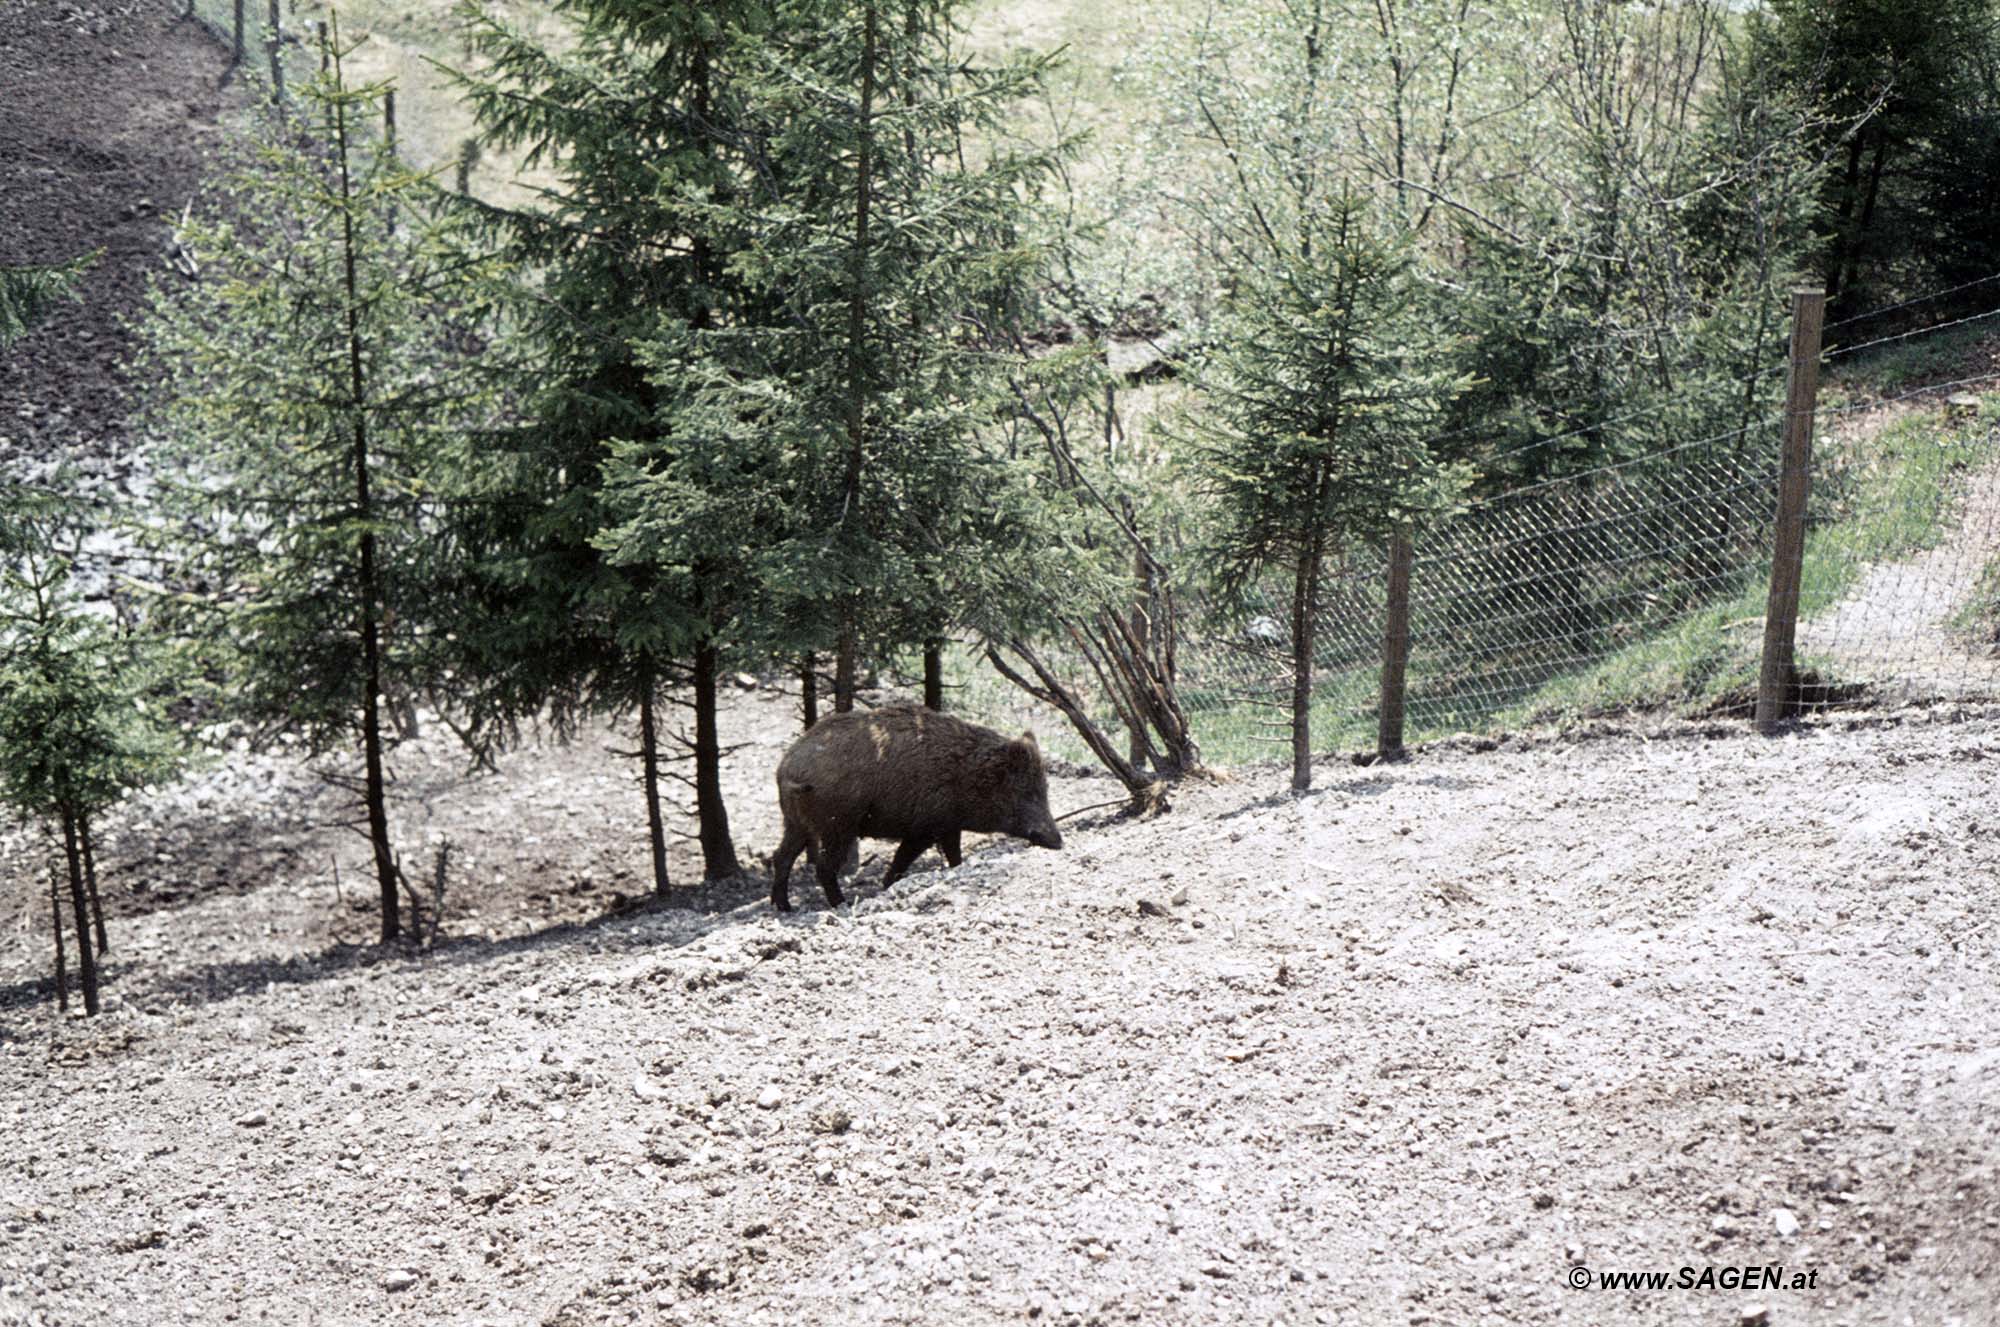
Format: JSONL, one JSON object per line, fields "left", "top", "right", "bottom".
{"left": 1024, "top": 817, "right": 1063, "bottom": 851}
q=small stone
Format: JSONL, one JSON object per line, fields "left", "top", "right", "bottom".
{"left": 234, "top": 1111, "right": 267, "bottom": 1128}
{"left": 1773, "top": 1207, "right": 1800, "bottom": 1237}
{"left": 756, "top": 1086, "right": 783, "bottom": 1110}
{"left": 809, "top": 1107, "right": 852, "bottom": 1135}
{"left": 1168, "top": 885, "right": 1189, "bottom": 907}
{"left": 1137, "top": 898, "right": 1171, "bottom": 918}
{"left": 382, "top": 1270, "right": 418, "bottom": 1292}
{"left": 1739, "top": 1304, "right": 1769, "bottom": 1326}
{"left": 1532, "top": 1193, "right": 1555, "bottom": 1210}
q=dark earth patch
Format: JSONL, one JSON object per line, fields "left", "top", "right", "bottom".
{"left": 1, "top": 0, "right": 233, "bottom": 480}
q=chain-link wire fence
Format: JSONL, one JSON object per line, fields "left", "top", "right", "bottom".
{"left": 958, "top": 334, "right": 2000, "bottom": 770}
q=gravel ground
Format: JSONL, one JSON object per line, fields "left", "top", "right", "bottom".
{"left": 4, "top": 698, "right": 1998, "bottom": 1327}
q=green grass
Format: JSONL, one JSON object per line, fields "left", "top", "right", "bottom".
{"left": 1823, "top": 319, "right": 1996, "bottom": 399}
{"left": 1951, "top": 556, "right": 2000, "bottom": 644}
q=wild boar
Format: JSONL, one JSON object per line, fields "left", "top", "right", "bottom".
{"left": 770, "top": 703, "right": 1064, "bottom": 911}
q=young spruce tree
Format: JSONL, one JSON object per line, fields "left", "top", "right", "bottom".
{"left": 141, "top": 30, "right": 502, "bottom": 941}
{"left": 0, "top": 501, "right": 181, "bottom": 1015}
{"left": 444, "top": 0, "right": 774, "bottom": 887}
{"left": 1195, "top": 192, "right": 1468, "bottom": 793}
{"left": 645, "top": 0, "right": 1059, "bottom": 712}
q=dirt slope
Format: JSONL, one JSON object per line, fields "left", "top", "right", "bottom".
{"left": 0, "top": 0, "right": 232, "bottom": 481}
{"left": 4, "top": 702, "right": 1998, "bottom": 1327}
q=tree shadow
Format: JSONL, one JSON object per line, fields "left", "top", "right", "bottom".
{"left": 0, "top": 854, "right": 938, "bottom": 1039}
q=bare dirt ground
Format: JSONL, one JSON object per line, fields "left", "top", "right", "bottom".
{"left": 1, "top": 0, "right": 232, "bottom": 485}
{"left": 4, "top": 692, "right": 1999, "bottom": 1327}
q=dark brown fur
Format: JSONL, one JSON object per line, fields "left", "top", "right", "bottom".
{"left": 770, "top": 704, "right": 1063, "bottom": 911}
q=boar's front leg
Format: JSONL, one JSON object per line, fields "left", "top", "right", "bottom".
{"left": 940, "top": 833, "right": 962, "bottom": 868}
{"left": 882, "top": 836, "right": 936, "bottom": 887}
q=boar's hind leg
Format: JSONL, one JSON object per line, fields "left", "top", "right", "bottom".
{"left": 883, "top": 836, "right": 936, "bottom": 887}
{"left": 815, "top": 833, "right": 853, "bottom": 908}
{"left": 772, "top": 823, "right": 809, "bottom": 913}
{"left": 940, "top": 833, "right": 963, "bottom": 868}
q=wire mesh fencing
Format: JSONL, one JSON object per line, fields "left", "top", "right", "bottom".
{"left": 1794, "top": 392, "right": 2000, "bottom": 705}
{"left": 958, "top": 362, "right": 2000, "bottom": 772}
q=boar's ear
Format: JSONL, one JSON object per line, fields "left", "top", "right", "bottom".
{"left": 1020, "top": 730, "right": 1040, "bottom": 750}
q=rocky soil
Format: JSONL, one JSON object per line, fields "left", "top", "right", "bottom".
{"left": 4, "top": 694, "right": 1999, "bottom": 1327}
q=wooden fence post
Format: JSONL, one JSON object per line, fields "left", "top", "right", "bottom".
{"left": 1378, "top": 527, "right": 1414, "bottom": 760}
{"left": 1755, "top": 287, "right": 1827, "bottom": 733}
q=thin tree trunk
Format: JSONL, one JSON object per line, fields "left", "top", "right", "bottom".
{"left": 330, "top": 43, "right": 400, "bottom": 944}
{"left": 800, "top": 653, "right": 819, "bottom": 730}
{"left": 693, "top": 640, "right": 740, "bottom": 881}
{"left": 60, "top": 809, "right": 99, "bottom": 1016}
{"left": 986, "top": 640, "right": 1149, "bottom": 795}
{"left": 834, "top": 626, "right": 858, "bottom": 713}
{"left": 1841, "top": 136, "right": 1891, "bottom": 304}
{"left": 923, "top": 640, "right": 944, "bottom": 711}
{"left": 838, "top": 4, "right": 879, "bottom": 519}
{"left": 50, "top": 860, "right": 67, "bottom": 1012}
{"left": 637, "top": 666, "right": 670, "bottom": 896}
{"left": 1824, "top": 132, "right": 1865, "bottom": 304}
{"left": 1290, "top": 539, "right": 1322, "bottom": 794}
{"left": 80, "top": 816, "right": 106, "bottom": 955}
